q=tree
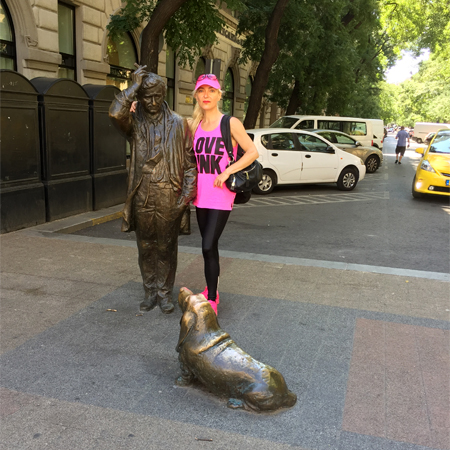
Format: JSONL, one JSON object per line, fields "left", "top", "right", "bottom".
{"left": 264, "top": 0, "right": 449, "bottom": 122}
{"left": 107, "top": 0, "right": 242, "bottom": 73}
{"left": 262, "top": 0, "right": 385, "bottom": 119}
{"left": 378, "top": 82, "right": 401, "bottom": 124}
{"left": 380, "top": 47, "right": 450, "bottom": 126}
{"left": 377, "top": 0, "right": 450, "bottom": 125}
{"left": 239, "top": 0, "right": 290, "bottom": 129}
{"left": 380, "top": 0, "right": 450, "bottom": 55}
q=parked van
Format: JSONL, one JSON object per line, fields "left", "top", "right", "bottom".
{"left": 269, "top": 115, "right": 384, "bottom": 148}
{"left": 413, "top": 122, "right": 450, "bottom": 143}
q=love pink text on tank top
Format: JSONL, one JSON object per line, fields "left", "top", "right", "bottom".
{"left": 193, "top": 118, "right": 238, "bottom": 211}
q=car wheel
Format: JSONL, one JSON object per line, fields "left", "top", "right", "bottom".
{"left": 253, "top": 169, "right": 276, "bottom": 195}
{"left": 337, "top": 167, "right": 358, "bottom": 191}
{"left": 412, "top": 177, "right": 423, "bottom": 199}
{"left": 417, "top": 138, "right": 422, "bottom": 144}
{"left": 365, "top": 155, "right": 379, "bottom": 173}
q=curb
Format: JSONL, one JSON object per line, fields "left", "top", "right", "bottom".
{"left": 56, "top": 210, "right": 123, "bottom": 234}
{"left": 23, "top": 204, "right": 124, "bottom": 235}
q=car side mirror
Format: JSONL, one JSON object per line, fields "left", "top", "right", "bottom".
{"left": 355, "top": 141, "right": 361, "bottom": 147}
{"left": 416, "top": 147, "right": 425, "bottom": 155}
{"left": 326, "top": 146, "right": 335, "bottom": 154}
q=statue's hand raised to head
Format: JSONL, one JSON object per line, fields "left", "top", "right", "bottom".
{"left": 127, "top": 63, "right": 148, "bottom": 98}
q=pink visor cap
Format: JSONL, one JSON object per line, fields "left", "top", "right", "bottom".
{"left": 194, "top": 74, "right": 221, "bottom": 91}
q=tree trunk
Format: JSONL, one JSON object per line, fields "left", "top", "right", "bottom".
{"left": 243, "top": 0, "right": 290, "bottom": 129}
{"left": 140, "top": 0, "right": 190, "bottom": 72}
{"left": 286, "top": 78, "right": 301, "bottom": 115}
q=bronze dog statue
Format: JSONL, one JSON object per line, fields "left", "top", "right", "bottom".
{"left": 175, "top": 287, "right": 297, "bottom": 412}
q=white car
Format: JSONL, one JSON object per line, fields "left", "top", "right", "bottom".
{"left": 269, "top": 115, "right": 384, "bottom": 148}
{"left": 247, "top": 128, "right": 366, "bottom": 194}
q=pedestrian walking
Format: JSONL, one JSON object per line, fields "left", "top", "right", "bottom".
{"left": 395, "top": 126, "right": 410, "bottom": 164}
{"left": 109, "top": 66, "right": 197, "bottom": 314}
{"left": 189, "top": 74, "right": 258, "bottom": 315}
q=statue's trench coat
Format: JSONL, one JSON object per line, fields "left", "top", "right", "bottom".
{"left": 109, "top": 92, "right": 197, "bottom": 232}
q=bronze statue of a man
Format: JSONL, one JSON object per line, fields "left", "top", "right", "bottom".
{"left": 109, "top": 66, "right": 197, "bottom": 314}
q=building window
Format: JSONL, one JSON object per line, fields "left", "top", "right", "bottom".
{"left": 0, "top": 0, "right": 16, "bottom": 70}
{"left": 194, "top": 57, "right": 206, "bottom": 80}
{"left": 106, "top": 33, "right": 138, "bottom": 91}
{"left": 222, "top": 68, "right": 234, "bottom": 116}
{"left": 58, "top": 2, "right": 76, "bottom": 80}
{"left": 166, "top": 45, "right": 175, "bottom": 110}
{"left": 243, "top": 76, "right": 253, "bottom": 120}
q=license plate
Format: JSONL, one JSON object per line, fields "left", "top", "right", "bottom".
{"left": 447, "top": 180, "right": 450, "bottom": 186}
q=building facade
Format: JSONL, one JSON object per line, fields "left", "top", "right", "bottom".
{"left": 1, "top": 0, "right": 279, "bottom": 125}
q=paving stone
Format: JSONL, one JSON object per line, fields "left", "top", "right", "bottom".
{"left": 1, "top": 224, "right": 449, "bottom": 450}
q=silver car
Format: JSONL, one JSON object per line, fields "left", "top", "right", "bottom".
{"left": 309, "top": 130, "right": 383, "bottom": 173}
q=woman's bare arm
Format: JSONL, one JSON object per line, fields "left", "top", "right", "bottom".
{"left": 213, "top": 117, "right": 259, "bottom": 188}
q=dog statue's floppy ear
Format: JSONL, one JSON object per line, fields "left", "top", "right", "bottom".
{"left": 176, "top": 311, "right": 196, "bottom": 352}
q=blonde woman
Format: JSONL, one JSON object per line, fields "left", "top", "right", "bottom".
{"left": 189, "top": 74, "right": 258, "bottom": 315}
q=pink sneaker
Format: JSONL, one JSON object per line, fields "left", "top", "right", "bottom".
{"left": 208, "top": 299, "right": 218, "bottom": 315}
{"left": 201, "top": 287, "right": 219, "bottom": 304}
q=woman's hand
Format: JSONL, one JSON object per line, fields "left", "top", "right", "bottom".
{"left": 130, "top": 101, "right": 138, "bottom": 113}
{"left": 214, "top": 171, "right": 230, "bottom": 188}
{"left": 212, "top": 117, "right": 259, "bottom": 189}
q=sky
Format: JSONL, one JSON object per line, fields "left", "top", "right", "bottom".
{"left": 385, "top": 50, "right": 430, "bottom": 84}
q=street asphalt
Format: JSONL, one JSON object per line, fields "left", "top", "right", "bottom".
{"left": 1, "top": 134, "right": 449, "bottom": 450}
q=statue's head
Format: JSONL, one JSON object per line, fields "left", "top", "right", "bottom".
{"left": 137, "top": 73, "right": 167, "bottom": 115}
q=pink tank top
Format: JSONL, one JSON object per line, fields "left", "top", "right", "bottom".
{"left": 193, "top": 118, "right": 238, "bottom": 211}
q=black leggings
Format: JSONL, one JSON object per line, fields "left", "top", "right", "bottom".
{"left": 196, "top": 207, "right": 231, "bottom": 301}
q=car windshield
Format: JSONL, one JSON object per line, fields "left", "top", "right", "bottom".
{"left": 334, "top": 133, "right": 356, "bottom": 145}
{"left": 269, "top": 117, "right": 298, "bottom": 128}
{"left": 429, "top": 132, "right": 450, "bottom": 154}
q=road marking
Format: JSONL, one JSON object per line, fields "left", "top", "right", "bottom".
{"left": 234, "top": 191, "right": 389, "bottom": 208}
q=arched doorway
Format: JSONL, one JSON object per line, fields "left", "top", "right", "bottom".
{"left": 222, "top": 68, "right": 234, "bottom": 116}
{"left": 106, "top": 33, "right": 138, "bottom": 90}
{"left": 194, "top": 57, "right": 206, "bottom": 80}
{"left": 0, "top": 0, "right": 16, "bottom": 70}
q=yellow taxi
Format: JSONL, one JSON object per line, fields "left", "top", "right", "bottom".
{"left": 412, "top": 129, "right": 450, "bottom": 198}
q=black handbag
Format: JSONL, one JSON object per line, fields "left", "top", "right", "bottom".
{"left": 220, "top": 115, "right": 262, "bottom": 198}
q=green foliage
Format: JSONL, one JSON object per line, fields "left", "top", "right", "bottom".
{"left": 238, "top": 0, "right": 385, "bottom": 118}
{"left": 107, "top": 0, "right": 243, "bottom": 68}
{"left": 380, "top": 0, "right": 450, "bottom": 55}
{"left": 106, "top": 0, "right": 448, "bottom": 124}
{"left": 237, "top": 0, "right": 291, "bottom": 64}
{"left": 238, "top": 0, "right": 449, "bottom": 121}
{"left": 107, "top": 0, "right": 157, "bottom": 43}
{"left": 167, "top": 0, "right": 244, "bottom": 68}
{"left": 378, "top": 81, "right": 401, "bottom": 124}
{"left": 376, "top": 0, "right": 450, "bottom": 126}
{"left": 165, "top": 1, "right": 225, "bottom": 68}
{"left": 380, "top": 48, "right": 450, "bottom": 126}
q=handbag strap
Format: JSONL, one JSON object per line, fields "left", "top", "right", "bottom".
{"left": 220, "top": 115, "right": 235, "bottom": 163}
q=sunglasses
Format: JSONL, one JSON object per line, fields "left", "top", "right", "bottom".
{"left": 197, "top": 74, "right": 218, "bottom": 81}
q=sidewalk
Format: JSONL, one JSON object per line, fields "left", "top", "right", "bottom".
{"left": 1, "top": 208, "right": 449, "bottom": 450}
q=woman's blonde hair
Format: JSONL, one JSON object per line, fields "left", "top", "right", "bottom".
{"left": 188, "top": 88, "right": 223, "bottom": 135}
